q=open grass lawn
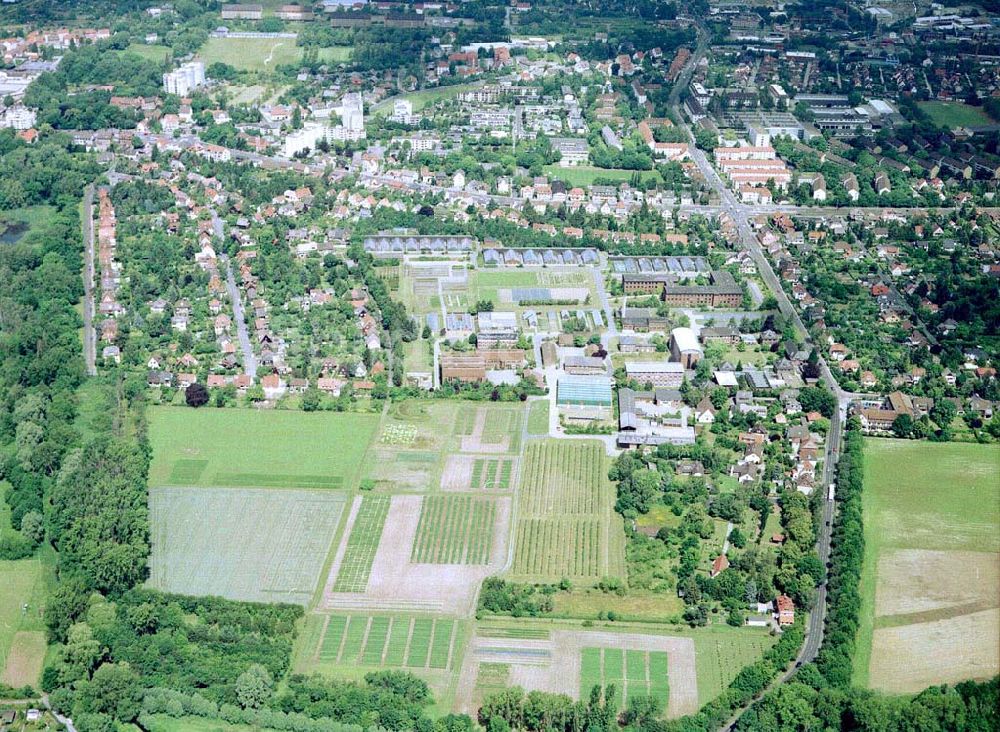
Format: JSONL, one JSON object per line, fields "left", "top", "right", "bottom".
{"left": 552, "top": 589, "right": 684, "bottom": 620}
{"left": 372, "top": 82, "right": 483, "bottom": 115}
{"left": 0, "top": 535, "right": 52, "bottom": 687}
{"left": 690, "top": 626, "right": 776, "bottom": 704}
{"left": 527, "top": 400, "right": 550, "bottom": 435}
{"left": 542, "top": 165, "right": 662, "bottom": 187}
{"left": 918, "top": 101, "right": 995, "bottom": 129}
{"left": 317, "top": 46, "right": 353, "bottom": 63}
{"left": 148, "top": 486, "right": 347, "bottom": 605}
{"left": 197, "top": 37, "right": 305, "bottom": 71}
{"left": 141, "top": 715, "right": 286, "bottom": 732}
{"left": 122, "top": 43, "right": 171, "bottom": 63}
{"left": 0, "top": 205, "right": 56, "bottom": 246}
{"left": 854, "top": 439, "right": 1000, "bottom": 692}
{"left": 148, "top": 406, "right": 378, "bottom": 490}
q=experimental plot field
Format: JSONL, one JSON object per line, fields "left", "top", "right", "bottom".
{"left": 580, "top": 647, "right": 669, "bottom": 709}
{"left": 331, "top": 495, "right": 390, "bottom": 593}
{"left": 365, "top": 401, "right": 523, "bottom": 491}
{"left": 855, "top": 439, "right": 1000, "bottom": 692}
{"left": 510, "top": 440, "right": 626, "bottom": 581}
{"left": 297, "top": 613, "right": 459, "bottom": 673}
{"left": 455, "top": 629, "right": 698, "bottom": 719}
{"left": 411, "top": 496, "right": 497, "bottom": 564}
{"left": 322, "top": 493, "right": 512, "bottom": 616}
{"left": 148, "top": 407, "right": 378, "bottom": 491}
{"left": 148, "top": 486, "right": 347, "bottom": 605}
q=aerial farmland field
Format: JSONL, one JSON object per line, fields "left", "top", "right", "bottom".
{"left": 854, "top": 439, "right": 1000, "bottom": 692}
{"left": 148, "top": 407, "right": 378, "bottom": 491}
{"left": 148, "top": 486, "right": 347, "bottom": 605}
{"left": 510, "top": 440, "right": 626, "bottom": 581}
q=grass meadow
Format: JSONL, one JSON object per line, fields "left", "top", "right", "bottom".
{"left": 148, "top": 406, "right": 378, "bottom": 491}
{"left": 918, "top": 101, "right": 995, "bottom": 129}
{"left": 196, "top": 37, "right": 352, "bottom": 72}
{"left": 854, "top": 439, "right": 1000, "bottom": 691}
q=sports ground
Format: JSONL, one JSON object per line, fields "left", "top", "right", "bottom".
{"left": 854, "top": 438, "right": 1000, "bottom": 692}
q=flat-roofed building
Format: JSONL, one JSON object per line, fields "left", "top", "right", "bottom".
{"left": 625, "top": 361, "right": 685, "bottom": 388}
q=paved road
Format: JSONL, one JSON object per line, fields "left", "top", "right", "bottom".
{"left": 221, "top": 254, "right": 257, "bottom": 379}
{"left": 81, "top": 185, "right": 97, "bottom": 377}
{"left": 664, "top": 33, "right": 849, "bottom": 727}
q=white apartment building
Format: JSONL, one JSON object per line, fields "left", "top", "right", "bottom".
{"left": 163, "top": 61, "right": 206, "bottom": 96}
{"left": 0, "top": 105, "right": 36, "bottom": 130}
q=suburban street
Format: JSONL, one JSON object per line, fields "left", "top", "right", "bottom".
{"left": 221, "top": 254, "right": 257, "bottom": 379}
{"left": 81, "top": 184, "right": 97, "bottom": 377}
{"left": 664, "top": 40, "right": 848, "bottom": 725}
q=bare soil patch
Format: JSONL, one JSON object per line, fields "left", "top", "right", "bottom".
{"left": 875, "top": 549, "right": 999, "bottom": 617}
{"left": 321, "top": 494, "right": 511, "bottom": 616}
{"left": 870, "top": 608, "right": 999, "bottom": 694}
{"left": 442, "top": 455, "right": 475, "bottom": 492}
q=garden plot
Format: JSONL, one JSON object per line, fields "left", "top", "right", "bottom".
{"left": 302, "top": 613, "right": 458, "bottom": 672}
{"left": 321, "top": 494, "right": 512, "bottom": 616}
{"left": 455, "top": 630, "right": 697, "bottom": 719}
{"left": 148, "top": 486, "right": 347, "bottom": 605}
{"left": 459, "top": 407, "right": 522, "bottom": 454}
{"left": 441, "top": 456, "right": 516, "bottom": 492}
{"left": 510, "top": 441, "right": 626, "bottom": 581}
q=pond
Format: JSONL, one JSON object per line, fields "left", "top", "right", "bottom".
{"left": 0, "top": 219, "right": 29, "bottom": 245}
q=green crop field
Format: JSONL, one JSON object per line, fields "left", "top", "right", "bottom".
{"left": 854, "top": 439, "right": 1000, "bottom": 692}
{"left": 511, "top": 441, "right": 626, "bottom": 580}
{"left": 148, "top": 486, "right": 347, "bottom": 605}
{"left": 148, "top": 407, "right": 377, "bottom": 491}
{"left": 332, "top": 495, "right": 391, "bottom": 592}
{"left": 579, "top": 648, "right": 668, "bottom": 709}
{"left": 0, "top": 554, "right": 50, "bottom": 687}
{"left": 298, "top": 613, "right": 457, "bottom": 672}
{"left": 411, "top": 496, "right": 496, "bottom": 564}
{"left": 918, "top": 101, "right": 995, "bottom": 129}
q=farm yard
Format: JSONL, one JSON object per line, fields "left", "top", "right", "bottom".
{"left": 148, "top": 486, "right": 347, "bottom": 605}
{"left": 510, "top": 440, "right": 626, "bottom": 581}
{"left": 854, "top": 439, "right": 1000, "bottom": 692}
{"left": 148, "top": 407, "right": 378, "bottom": 491}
